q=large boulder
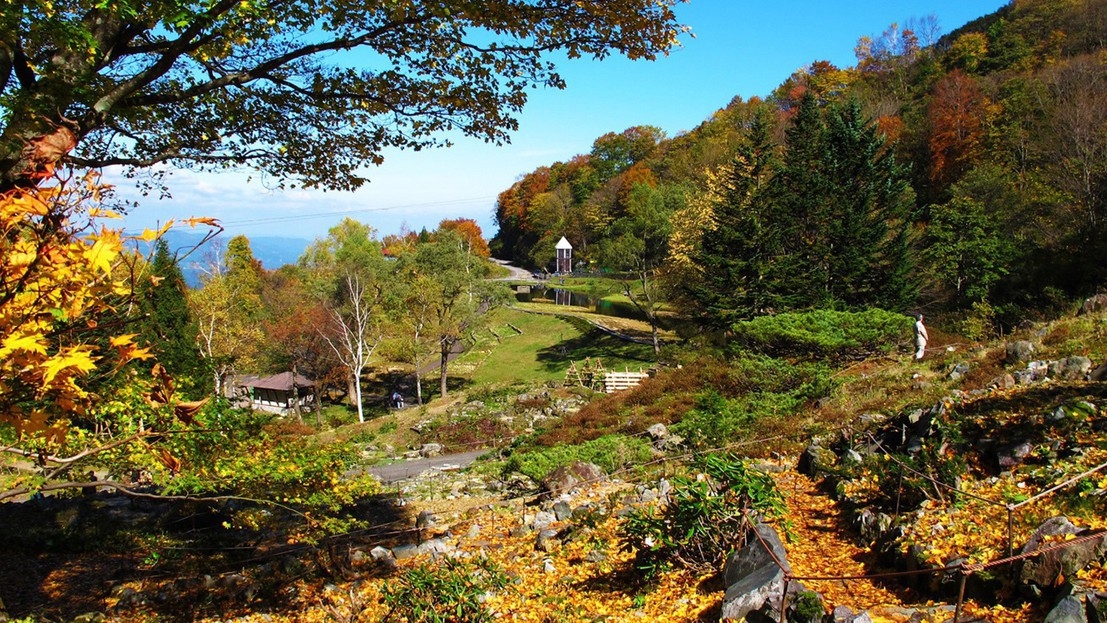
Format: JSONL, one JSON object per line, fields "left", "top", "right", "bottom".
{"left": 720, "top": 522, "right": 793, "bottom": 621}
{"left": 1080, "top": 294, "right": 1107, "bottom": 315}
{"left": 1044, "top": 595, "right": 1086, "bottom": 623}
{"left": 1020, "top": 517, "right": 1107, "bottom": 598}
{"left": 540, "top": 461, "right": 606, "bottom": 497}
{"left": 1006, "top": 340, "right": 1036, "bottom": 365}
{"left": 1051, "top": 357, "right": 1093, "bottom": 381}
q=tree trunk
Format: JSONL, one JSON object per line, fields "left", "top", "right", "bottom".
{"left": 315, "top": 389, "right": 323, "bottom": 428}
{"left": 291, "top": 362, "right": 302, "bottom": 423}
{"left": 439, "top": 341, "right": 450, "bottom": 398}
{"left": 353, "top": 374, "right": 364, "bottom": 423}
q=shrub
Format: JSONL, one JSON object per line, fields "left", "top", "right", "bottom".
{"left": 502, "top": 434, "right": 654, "bottom": 482}
{"left": 619, "top": 453, "right": 787, "bottom": 581}
{"left": 381, "top": 557, "right": 511, "bottom": 623}
{"left": 672, "top": 356, "right": 833, "bottom": 449}
{"left": 729, "top": 308, "right": 912, "bottom": 361}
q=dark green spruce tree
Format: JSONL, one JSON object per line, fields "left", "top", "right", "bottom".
{"left": 770, "top": 91, "right": 832, "bottom": 309}
{"left": 689, "top": 110, "right": 781, "bottom": 327}
{"left": 820, "top": 100, "right": 916, "bottom": 309}
{"left": 139, "top": 239, "right": 209, "bottom": 395}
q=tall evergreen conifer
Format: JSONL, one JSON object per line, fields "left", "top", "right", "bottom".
{"left": 141, "top": 239, "right": 208, "bottom": 394}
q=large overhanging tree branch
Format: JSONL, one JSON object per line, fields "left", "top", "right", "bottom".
{"left": 0, "top": 0, "right": 686, "bottom": 191}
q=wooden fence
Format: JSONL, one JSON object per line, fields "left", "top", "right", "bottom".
{"left": 602, "top": 370, "right": 651, "bottom": 393}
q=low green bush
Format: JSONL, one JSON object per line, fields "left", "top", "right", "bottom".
{"left": 672, "top": 355, "right": 833, "bottom": 449}
{"left": 729, "top": 308, "right": 912, "bottom": 361}
{"left": 502, "top": 434, "right": 653, "bottom": 482}
{"left": 381, "top": 557, "right": 511, "bottom": 623}
{"left": 619, "top": 453, "right": 787, "bottom": 582}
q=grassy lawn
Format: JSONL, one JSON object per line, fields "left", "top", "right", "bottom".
{"left": 455, "top": 307, "right": 655, "bottom": 386}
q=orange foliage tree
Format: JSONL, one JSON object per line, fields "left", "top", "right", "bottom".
{"left": 438, "top": 218, "right": 491, "bottom": 258}
{"left": 928, "top": 69, "right": 991, "bottom": 186}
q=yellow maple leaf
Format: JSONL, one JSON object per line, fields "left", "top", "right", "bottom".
{"left": 40, "top": 349, "right": 98, "bottom": 386}
{"left": 184, "top": 216, "right": 221, "bottom": 228}
{"left": 109, "top": 333, "right": 137, "bottom": 347}
{"left": 83, "top": 237, "right": 118, "bottom": 275}
{"left": 0, "top": 333, "right": 48, "bottom": 357}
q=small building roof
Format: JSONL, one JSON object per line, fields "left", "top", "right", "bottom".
{"left": 245, "top": 372, "right": 315, "bottom": 391}
{"left": 555, "top": 236, "right": 572, "bottom": 250}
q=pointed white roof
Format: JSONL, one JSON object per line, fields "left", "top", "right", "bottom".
{"left": 555, "top": 236, "right": 572, "bottom": 250}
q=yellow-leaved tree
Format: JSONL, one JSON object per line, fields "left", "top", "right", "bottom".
{"left": 1, "top": 175, "right": 380, "bottom": 545}
{"left": 0, "top": 173, "right": 160, "bottom": 496}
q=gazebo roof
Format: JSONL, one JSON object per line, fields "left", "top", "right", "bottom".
{"left": 555, "top": 236, "right": 572, "bottom": 250}
{"left": 245, "top": 372, "right": 314, "bottom": 391}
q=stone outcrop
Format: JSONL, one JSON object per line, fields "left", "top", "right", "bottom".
{"left": 719, "top": 522, "right": 794, "bottom": 621}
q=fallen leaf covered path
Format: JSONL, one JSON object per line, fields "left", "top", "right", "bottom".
{"left": 769, "top": 467, "right": 918, "bottom": 612}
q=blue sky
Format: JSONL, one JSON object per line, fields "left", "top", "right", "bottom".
{"left": 114, "top": 1, "right": 1009, "bottom": 245}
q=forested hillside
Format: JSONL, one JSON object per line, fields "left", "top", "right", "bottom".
{"left": 492, "top": 0, "right": 1107, "bottom": 329}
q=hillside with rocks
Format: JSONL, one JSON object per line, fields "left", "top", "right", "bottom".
{"left": 4, "top": 300, "right": 1104, "bottom": 623}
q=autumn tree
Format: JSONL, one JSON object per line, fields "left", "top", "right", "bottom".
{"left": 927, "top": 70, "right": 991, "bottom": 187}
{"left": 189, "top": 236, "right": 267, "bottom": 396}
{"left": 0, "top": 1, "right": 684, "bottom": 191}
{"left": 261, "top": 267, "right": 343, "bottom": 424}
{"left": 402, "top": 230, "right": 508, "bottom": 399}
{"left": 590, "top": 126, "right": 665, "bottom": 183}
{"left": 438, "top": 218, "right": 491, "bottom": 259}
{"left": 301, "top": 219, "right": 389, "bottom": 422}
{"left": 595, "top": 182, "right": 686, "bottom": 355}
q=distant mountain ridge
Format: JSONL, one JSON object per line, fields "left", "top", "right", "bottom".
{"left": 135, "top": 230, "right": 310, "bottom": 287}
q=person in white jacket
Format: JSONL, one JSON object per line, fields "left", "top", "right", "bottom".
{"left": 914, "top": 313, "right": 929, "bottom": 360}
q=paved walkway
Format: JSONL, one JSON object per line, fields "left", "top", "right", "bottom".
{"left": 362, "top": 449, "right": 489, "bottom": 484}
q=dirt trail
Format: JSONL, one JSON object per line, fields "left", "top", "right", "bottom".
{"left": 771, "top": 468, "right": 918, "bottom": 614}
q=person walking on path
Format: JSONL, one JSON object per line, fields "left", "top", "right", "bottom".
{"left": 914, "top": 313, "right": 929, "bottom": 360}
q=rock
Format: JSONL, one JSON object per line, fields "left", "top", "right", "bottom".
{"left": 719, "top": 523, "right": 791, "bottom": 621}
{"left": 1092, "top": 362, "right": 1107, "bottom": 382}
{"left": 369, "top": 546, "right": 396, "bottom": 567}
{"left": 797, "top": 442, "right": 836, "bottom": 476}
{"left": 531, "top": 510, "right": 555, "bottom": 531}
{"left": 988, "top": 374, "right": 1016, "bottom": 390}
{"left": 1020, "top": 517, "right": 1107, "bottom": 597}
{"left": 467, "top": 524, "right": 481, "bottom": 539}
{"left": 1044, "top": 595, "right": 1086, "bottom": 623}
{"left": 584, "top": 549, "right": 608, "bottom": 563}
{"left": 1053, "top": 356, "right": 1093, "bottom": 381}
{"left": 948, "top": 362, "right": 971, "bottom": 381}
{"left": 1006, "top": 341, "right": 1036, "bottom": 365}
{"left": 830, "top": 605, "right": 857, "bottom": 622}
{"left": 417, "top": 538, "right": 452, "bottom": 557}
{"left": 1088, "top": 593, "right": 1107, "bottom": 623}
{"left": 552, "top": 500, "right": 572, "bottom": 522}
{"left": 416, "top": 510, "right": 437, "bottom": 529}
{"left": 535, "top": 529, "right": 560, "bottom": 552}
{"left": 1080, "top": 294, "right": 1107, "bottom": 315}
{"left": 646, "top": 423, "right": 668, "bottom": 440}
{"left": 540, "top": 461, "right": 606, "bottom": 496}
{"left": 392, "top": 544, "right": 419, "bottom": 560}
{"left": 996, "top": 441, "right": 1034, "bottom": 468}
{"left": 419, "top": 443, "right": 444, "bottom": 458}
